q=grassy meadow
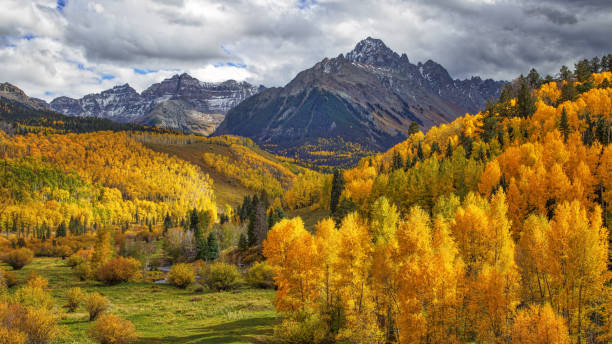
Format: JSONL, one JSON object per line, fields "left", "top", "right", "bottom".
{"left": 6, "top": 258, "right": 279, "bottom": 344}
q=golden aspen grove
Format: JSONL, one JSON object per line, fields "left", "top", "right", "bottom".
{"left": 262, "top": 70, "right": 612, "bottom": 343}
{"left": 1, "top": 15, "right": 612, "bottom": 342}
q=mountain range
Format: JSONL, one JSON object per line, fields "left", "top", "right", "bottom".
{"left": 1, "top": 37, "right": 504, "bottom": 164}
{"left": 214, "top": 37, "right": 504, "bottom": 155}
{"left": 49, "top": 74, "right": 264, "bottom": 135}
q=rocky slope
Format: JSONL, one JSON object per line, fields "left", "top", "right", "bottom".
{"left": 50, "top": 74, "right": 263, "bottom": 134}
{"left": 215, "top": 37, "right": 504, "bottom": 156}
{"left": 0, "top": 82, "right": 51, "bottom": 111}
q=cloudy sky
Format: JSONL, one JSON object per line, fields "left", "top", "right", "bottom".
{"left": 1, "top": 0, "right": 611, "bottom": 101}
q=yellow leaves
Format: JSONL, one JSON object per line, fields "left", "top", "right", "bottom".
{"left": 512, "top": 304, "right": 570, "bottom": 344}
{"left": 478, "top": 160, "right": 501, "bottom": 197}
{"left": 263, "top": 218, "right": 322, "bottom": 313}
{"left": 462, "top": 113, "right": 483, "bottom": 138}
{"left": 538, "top": 82, "right": 562, "bottom": 104}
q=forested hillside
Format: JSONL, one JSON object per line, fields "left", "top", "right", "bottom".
{"left": 262, "top": 67, "right": 612, "bottom": 343}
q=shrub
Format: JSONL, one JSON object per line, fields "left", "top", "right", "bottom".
{"left": 0, "top": 327, "right": 27, "bottom": 344}
{"left": 13, "top": 283, "right": 53, "bottom": 309}
{"left": 26, "top": 274, "right": 48, "bottom": 290}
{"left": 0, "top": 301, "right": 61, "bottom": 344}
{"left": 1, "top": 269, "right": 18, "bottom": 287}
{"left": 74, "top": 262, "right": 93, "bottom": 281}
{"left": 67, "top": 249, "right": 93, "bottom": 267}
{"left": 273, "top": 313, "right": 331, "bottom": 344}
{"left": 85, "top": 292, "right": 110, "bottom": 321}
{"left": 20, "top": 306, "right": 62, "bottom": 344}
{"left": 247, "top": 261, "right": 275, "bottom": 289}
{"left": 89, "top": 314, "right": 138, "bottom": 344}
{"left": 167, "top": 263, "right": 195, "bottom": 289}
{"left": 66, "top": 287, "right": 85, "bottom": 312}
{"left": 2, "top": 248, "right": 34, "bottom": 270}
{"left": 203, "top": 262, "right": 239, "bottom": 291}
{"left": 95, "top": 257, "right": 141, "bottom": 285}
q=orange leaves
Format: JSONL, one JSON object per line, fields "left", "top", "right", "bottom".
{"left": 511, "top": 304, "right": 570, "bottom": 344}
{"left": 263, "top": 218, "right": 322, "bottom": 313}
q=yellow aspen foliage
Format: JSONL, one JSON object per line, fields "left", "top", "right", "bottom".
{"left": 334, "top": 213, "right": 381, "bottom": 343}
{"left": 511, "top": 304, "right": 570, "bottom": 344}
{"left": 546, "top": 201, "right": 609, "bottom": 342}
{"left": 262, "top": 218, "right": 322, "bottom": 313}
{"left": 478, "top": 160, "right": 501, "bottom": 197}
{"left": 538, "top": 81, "right": 562, "bottom": 104}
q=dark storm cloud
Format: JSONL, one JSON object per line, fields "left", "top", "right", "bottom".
{"left": 1, "top": 0, "right": 611, "bottom": 100}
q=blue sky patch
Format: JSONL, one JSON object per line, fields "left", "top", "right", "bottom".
{"left": 133, "top": 68, "right": 158, "bottom": 75}
{"left": 57, "top": 0, "right": 66, "bottom": 12}
{"left": 214, "top": 62, "right": 247, "bottom": 68}
{"left": 101, "top": 74, "right": 115, "bottom": 80}
{"left": 297, "top": 0, "right": 316, "bottom": 10}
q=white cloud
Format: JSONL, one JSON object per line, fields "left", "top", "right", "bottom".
{"left": 0, "top": 0, "right": 610, "bottom": 101}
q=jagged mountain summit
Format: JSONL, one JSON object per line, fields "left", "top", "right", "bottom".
{"left": 50, "top": 74, "right": 264, "bottom": 135}
{"left": 215, "top": 37, "right": 504, "bottom": 161}
{"left": 0, "top": 82, "right": 51, "bottom": 111}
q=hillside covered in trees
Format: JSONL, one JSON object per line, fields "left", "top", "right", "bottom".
{"left": 262, "top": 63, "right": 612, "bottom": 343}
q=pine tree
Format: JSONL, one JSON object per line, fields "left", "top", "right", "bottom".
{"left": 559, "top": 108, "right": 570, "bottom": 142}
{"left": 163, "top": 213, "right": 172, "bottom": 234}
{"left": 56, "top": 222, "right": 66, "bottom": 237}
{"left": 517, "top": 79, "right": 536, "bottom": 118}
{"left": 206, "top": 232, "right": 219, "bottom": 261}
{"left": 330, "top": 169, "right": 345, "bottom": 214}
{"left": 238, "top": 233, "right": 248, "bottom": 252}
{"left": 391, "top": 151, "right": 403, "bottom": 171}
{"left": 416, "top": 141, "right": 424, "bottom": 161}
{"left": 268, "top": 206, "right": 286, "bottom": 229}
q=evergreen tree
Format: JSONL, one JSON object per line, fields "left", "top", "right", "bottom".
{"left": 330, "top": 169, "right": 345, "bottom": 214}
{"left": 189, "top": 208, "right": 199, "bottom": 232}
{"left": 249, "top": 202, "right": 267, "bottom": 248}
{"left": 190, "top": 208, "right": 207, "bottom": 260}
{"left": 408, "top": 121, "right": 420, "bottom": 136}
{"left": 238, "top": 233, "right": 248, "bottom": 252}
{"left": 416, "top": 142, "right": 424, "bottom": 161}
{"left": 163, "top": 213, "right": 172, "bottom": 234}
{"left": 559, "top": 65, "right": 572, "bottom": 81}
{"left": 391, "top": 151, "right": 403, "bottom": 171}
{"left": 517, "top": 79, "right": 536, "bottom": 118}
{"left": 527, "top": 68, "right": 541, "bottom": 88}
{"left": 56, "top": 222, "right": 66, "bottom": 237}
{"left": 559, "top": 108, "right": 570, "bottom": 142}
{"left": 445, "top": 140, "right": 453, "bottom": 158}
{"left": 574, "top": 59, "right": 592, "bottom": 82}
{"left": 247, "top": 198, "right": 267, "bottom": 247}
{"left": 560, "top": 81, "right": 578, "bottom": 102}
{"left": 268, "top": 206, "right": 286, "bottom": 229}
{"left": 206, "top": 232, "right": 219, "bottom": 261}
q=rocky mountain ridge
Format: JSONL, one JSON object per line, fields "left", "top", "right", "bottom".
{"left": 49, "top": 74, "right": 264, "bottom": 135}
{"left": 214, "top": 37, "right": 504, "bottom": 162}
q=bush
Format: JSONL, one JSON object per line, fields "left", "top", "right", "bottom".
{"left": 74, "top": 262, "right": 93, "bottom": 281}
{"left": 67, "top": 249, "right": 93, "bottom": 267}
{"left": 167, "top": 264, "right": 195, "bottom": 289}
{"left": 89, "top": 314, "right": 138, "bottom": 344}
{"left": 85, "top": 292, "right": 110, "bottom": 321}
{"left": 13, "top": 282, "right": 53, "bottom": 309}
{"left": 95, "top": 257, "right": 141, "bottom": 285}
{"left": 0, "top": 327, "right": 27, "bottom": 344}
{"left": 273, "top": 313, "right": 331, "bottom": 344}
{"left": 1, "top": 269, "right": 18, "bottom": 287}
{"left": 2, "top": 248, "right": 34, "bottom": 270}
{"left": 0, "top": 301, "right": 61, "bottom": 344}
{"left": 247, "top": 261, "right": 275, "bottom": 289}
{"left": 66, "top": 287, "right": 85, "bottom": 312}
{"left": 26, "top": 274, "right": 48, "bottom": 290}
{"left": 203, "top": 262, "right": 239, "bottom": 291}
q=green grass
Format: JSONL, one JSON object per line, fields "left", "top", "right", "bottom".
{"left": 287, "top": 207, "right": 330, "bottom": 232}
{"left": 10, "top": 258, "right": 279, "bottom": 344}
